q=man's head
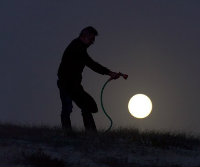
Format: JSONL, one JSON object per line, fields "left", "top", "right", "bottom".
{"left": 79, "top": 26, "right": 98, "bottom": 47}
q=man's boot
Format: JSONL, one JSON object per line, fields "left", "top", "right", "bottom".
{"left": 61, "top": 114, "right": 72, "bottom": 132}
{"left": 82, "top": 112, "right": 97, "bottom": 133}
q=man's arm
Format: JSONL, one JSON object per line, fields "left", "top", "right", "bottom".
{"left": 85, "top": 55, "right": 126, "bottom": 79}
{"left": 85, "top": 55, "right": 111, "bottom": 75}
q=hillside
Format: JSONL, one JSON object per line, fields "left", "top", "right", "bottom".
{"left": 0, "top": 123, "right": 200, "bottom": 167}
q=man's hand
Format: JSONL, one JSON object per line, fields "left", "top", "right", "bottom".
{"left": 108, "top": 71, "right": 121, "bottom": 80}
{"left": 108, "top": 71, "right": 128, "bottom": 80}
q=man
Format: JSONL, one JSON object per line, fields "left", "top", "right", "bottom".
{"left": 57, "top": 26, "right": 120, "bottom": 133}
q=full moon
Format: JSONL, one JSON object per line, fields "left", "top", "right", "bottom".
{"left": 128, "top": 94, "right": 152, "bottom": 119}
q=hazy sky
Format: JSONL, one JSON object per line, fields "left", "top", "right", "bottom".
{"left": 1, "top": 0, "right": 200, "bottom": 133}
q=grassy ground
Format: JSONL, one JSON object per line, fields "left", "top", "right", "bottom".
{"left": 0, "top": 123, "right": 200, "bottom": 167}
{"left": 0, "top": 123, "right": 199, "bottom": 148}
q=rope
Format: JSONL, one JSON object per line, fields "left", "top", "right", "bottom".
{"left": 100, "top": 78, "right": 113, "bottom": 133}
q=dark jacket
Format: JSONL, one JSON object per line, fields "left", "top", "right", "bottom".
{"left": 57, "top": 38, "right": 110, "bottom": 88}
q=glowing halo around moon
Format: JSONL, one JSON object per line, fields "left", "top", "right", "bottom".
{"left": 128, "top": 94, "right": 152, "bottom": 119}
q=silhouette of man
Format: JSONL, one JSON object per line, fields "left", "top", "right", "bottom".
{"left": 57, "top": 26, "right": 120, "bottom": 133}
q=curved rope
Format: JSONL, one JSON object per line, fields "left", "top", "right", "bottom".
{"left": 100, "top": 78, "right": 113, "bottom": 133}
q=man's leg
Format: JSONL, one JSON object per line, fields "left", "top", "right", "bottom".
{"left": 82, "top": 111, "right": 97, "bottom": 132}
{"left": 58, "top": 86, "right": 73, "bottom": 131}
{"left": 70, "top": 85, "right": 98, "bottom": 132}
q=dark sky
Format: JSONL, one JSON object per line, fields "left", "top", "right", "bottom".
{"left": 1, "top": 0, "right": 200, "bottom": 133}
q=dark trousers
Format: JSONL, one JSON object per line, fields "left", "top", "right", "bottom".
{"left": 57, "top": 80, "right": 97, "bottom": 132}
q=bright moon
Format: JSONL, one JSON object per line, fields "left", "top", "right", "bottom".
{"left": 128, "top": 94, "right": 152, "bottom": 119}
